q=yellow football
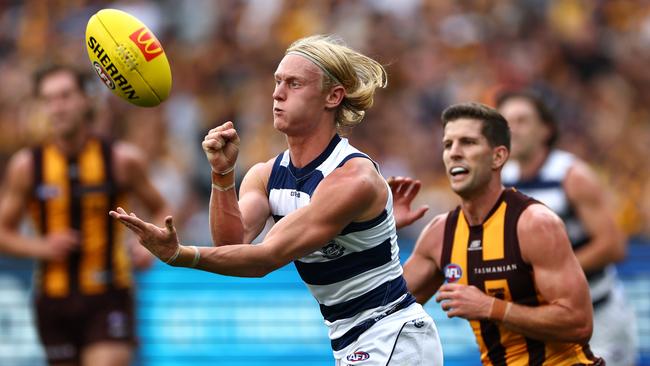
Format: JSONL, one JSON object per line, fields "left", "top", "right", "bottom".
{"left": 85, "top": 9, "right": 172, "bottom": 107}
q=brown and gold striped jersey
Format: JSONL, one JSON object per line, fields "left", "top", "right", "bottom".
{"left": 440, "top": 188, "right": 599, "bottom": 366}
{"left": 29, "top": 138, "right": 131, "bottom": 298}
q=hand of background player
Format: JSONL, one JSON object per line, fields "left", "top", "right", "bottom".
{"left": 41, "top": 230, "right": 79, "bottom": 261}
{"left": 130, "top": 237, "right": 155, "bottom": 270}
{"left": 435, "top": 283, "right": 494, "bottom": 320}
{"left": 202, "top": 121, "right": 240, "bottom": 174}
{"left": 387, "top": 176, "right": 429, "bottom": 229}
{"left": 109, "top": 207, "right": 179, "bottom": 263}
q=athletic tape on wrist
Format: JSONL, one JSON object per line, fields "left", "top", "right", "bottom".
{"left": 212, "top": 182, "right": 235, "bottom": 191}
{"left": 211, "top": 166, "right": 235, "bottom": 191}
{"left": 165, "top": 246, "right": 181, "bottom": 265}
{"left": 214, "top": 166, "right": 235, "bottom": 175}
{"left": 189, "top": 246, "right": 201, "bottom": 268}
{"left": 489, "top": 298, "right": 509, "bottom": 322}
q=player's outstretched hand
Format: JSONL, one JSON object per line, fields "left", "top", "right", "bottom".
{"left": 109, "top": 207, "right": 180, "bottom": 263}
{"left": 387, "top": 176, "right": 429, "bottom": 229}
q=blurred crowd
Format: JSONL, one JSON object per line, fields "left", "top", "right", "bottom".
{"left": 1, "top": 0, "right": 649, "bottom": 241}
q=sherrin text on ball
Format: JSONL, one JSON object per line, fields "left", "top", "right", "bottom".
{"left": 85, "top": 8, "right": 172, "bottom": 107}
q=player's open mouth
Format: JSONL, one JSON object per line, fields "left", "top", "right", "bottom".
{"left": 449, "top": 166, "right": 469, "bottom": 177}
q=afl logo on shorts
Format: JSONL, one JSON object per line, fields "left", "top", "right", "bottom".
{"left": 346, "top": 351, "right": 370, "bottom": 362}
{"left": 444, "top": 263, "right": 462, "bottom": 283}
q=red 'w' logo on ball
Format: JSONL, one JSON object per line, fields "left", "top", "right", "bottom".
{"left": 129, "top": 27, "right": 163, "bottom": 61}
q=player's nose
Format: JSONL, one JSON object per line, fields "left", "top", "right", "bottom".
{"left": 272, "top": 82, "right": 286, "bottom": 101}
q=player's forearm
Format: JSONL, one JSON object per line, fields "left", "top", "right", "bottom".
{"left": 0, "top": 228, "right": 47, "bottom": 259}
{"left": 498, "top": 301, "right": 592, "bottom": 343}
{"left": 171, "top": 243, "right": 276, "bottom": 277}
{"left": 209, "top": 171, "right": 245, "bottom": 245}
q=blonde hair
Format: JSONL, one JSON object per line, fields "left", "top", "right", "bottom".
{"left": 286, "top": 35, "right": 387, "bottom": 129}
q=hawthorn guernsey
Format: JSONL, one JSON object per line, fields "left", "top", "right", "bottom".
{"left": 85, "top": 9, "right": 172, "bottom": 107}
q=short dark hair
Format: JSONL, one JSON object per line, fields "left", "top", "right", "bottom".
{"left": 441, "top": 102, "right": 511, "bottom": 151}
{"left": 495, "top": 90, "right": 558, "bottom": 147}
{"left": 33, "top": 64, "right": 87, "bottom": 96}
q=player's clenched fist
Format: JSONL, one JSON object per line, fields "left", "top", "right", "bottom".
{"left": 202, "top": 121, "right": 240, "bottom": 174}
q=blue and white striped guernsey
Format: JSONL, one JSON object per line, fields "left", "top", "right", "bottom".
{"left": 266, "top": 134, "right": 415, "bottom": 351}
{"left": 502, "top": 150, "right": 616, "bottom": 306}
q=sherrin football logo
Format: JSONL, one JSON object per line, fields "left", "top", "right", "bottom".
{"left": 129, "top": 27, "right": 163, "bottom": 61}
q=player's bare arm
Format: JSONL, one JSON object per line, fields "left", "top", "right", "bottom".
{"left": 110, "top": 157, "right": 385, "bottom": 277}
{"left": 495, "top": 204, "right": 592, "bottom": 342}
{"left": 564, "top": 159, "right": 626, "bottom": 272}
{"left": 238, "top": 161, "right": 273, "bottom": 243}
{"left": 403, "top": 214, "right": 446, "bottom": 303}
{"left": 202, "top": 121, "right": 272, "bottom": 245}
{"left": 0, "top": 149, "right": 78, "bottom": 259}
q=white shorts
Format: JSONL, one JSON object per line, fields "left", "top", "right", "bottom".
{"left": 334, "top": 303, "right": 443, "bottom": 366}
{"left": 589, "top": 284, "right": 638, "bottom": 366}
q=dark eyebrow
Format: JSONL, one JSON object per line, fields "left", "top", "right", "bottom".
{"left": 459, "top": 136, "right": 479, "bottom": 142}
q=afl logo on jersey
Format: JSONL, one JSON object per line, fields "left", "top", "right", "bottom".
{"left": 346, "top": 351, "right": 370, "bottom": 362}
{"left": 321, "top": 241, "right": 345, "bottom": 259}
{"left": 444, "top": 263, "right": 463, "bottom": 283}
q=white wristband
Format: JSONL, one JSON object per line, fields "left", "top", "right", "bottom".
{"left": 189, "top": 246, "right": 201, "bottom": 267}
{"left": 165, "top": 246, "right": 181, "bottom": 265}
{"left": 212, "top": 182, "right": 235, "bottom": 191}
{"left": 214, "top": 165, "right": 235, "bottom": 175}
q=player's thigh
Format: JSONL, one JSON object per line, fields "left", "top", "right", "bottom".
{"left": 386, "top": 316, "right": 443, "bottom": 366}
{"left": 81, "top": 341, "right": 131, "bottom": 366}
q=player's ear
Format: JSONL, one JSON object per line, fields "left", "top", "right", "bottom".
{"left": 325, "top": 85, "right": 345, "bottom": 109}
{"left": 492, "top": 145, "right": 509, "bottom": 170}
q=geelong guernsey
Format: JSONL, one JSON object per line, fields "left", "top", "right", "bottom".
{"left": 502, "top": 150, "right": 615, "bottom": 305}
{"left": 266, "top": 134, "right": 415, "bottom": 351}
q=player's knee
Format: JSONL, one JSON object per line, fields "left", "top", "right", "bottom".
{"left": 81, "top": 342, "right": 132, "bottom": 366}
